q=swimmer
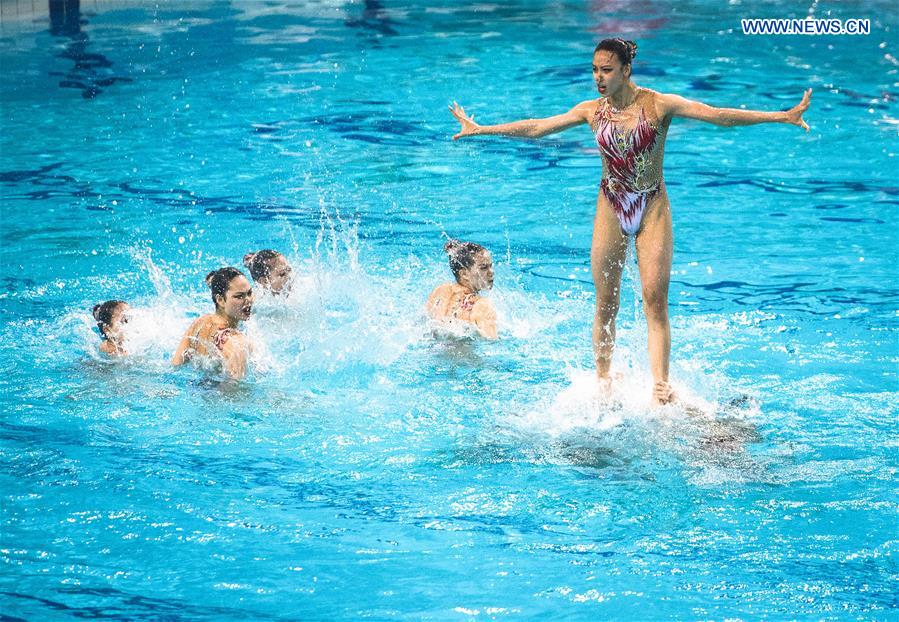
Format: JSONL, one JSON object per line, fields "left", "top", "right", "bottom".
{"left": 92, "top": 300, "right": 128, "bottom": 356}
{"left": 243, "top": 249, "right": 292, "bottom": 295}
{"left": 449, "top": 38, "right": 812, "bottom": 405}
{"left": 426, "top": 240, "right": 498, "bottom": 340}
{"left": 171, "top": 267, "right": 254, "bottom": 379}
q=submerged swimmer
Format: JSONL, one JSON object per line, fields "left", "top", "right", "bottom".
{"left": 243, "top": 249, "right": 293, "bottom": 295}
{"left": 426, "top": 240, "right": 498, "bottom": 340}
{"left": 172, "top": 267, "right": 254, "bottom": 380}
{"left": 449, "top": 38, "right": 812, "bottom": 405}
{"left": 92, "top": 300, "right": 128, "bottom": 356}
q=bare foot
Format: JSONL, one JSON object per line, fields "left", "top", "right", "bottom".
{"left": 597, "top": 372, "right": 624, "bottom": 401}
{"left": 651, "top": 380, "right": 677, "bottom": 407}
{"left": 598, "top": 375, "right": 613, "bottom": 399}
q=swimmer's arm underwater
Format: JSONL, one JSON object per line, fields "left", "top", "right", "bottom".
{"left": 658, "top": 89, "right": 812, "bottom": 131}
{"left": 449, "top": 100, "right": 595, "bottom": 140}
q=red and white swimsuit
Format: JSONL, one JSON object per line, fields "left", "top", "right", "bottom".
{"left": 593, "top": 93, "right": 665, "bottom": 235}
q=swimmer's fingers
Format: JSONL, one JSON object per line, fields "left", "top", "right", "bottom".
{"left": 798, "top": 88, "right": 812, "bottom": 111}
{"left": 448, "top": 101, "right": 479, "bottom": 140}
{"left": 448, "top": 101, "right": 468, "bottom": 120}
{"left": 449, "top": 102, "right": 466, "bottom": 140}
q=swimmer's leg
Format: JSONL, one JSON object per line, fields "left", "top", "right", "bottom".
{"left": 635, "top": 194, "right": 674, "bottom": 405}
{"left": 590, "top": 195, "right": 628, "bottom": 392}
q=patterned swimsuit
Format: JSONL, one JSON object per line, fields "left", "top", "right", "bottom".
{"left": 593, "top": 91, "right": 666, "bottom": 235}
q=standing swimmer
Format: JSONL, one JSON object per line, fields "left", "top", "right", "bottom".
{"left": 243, "top": 249, "right": 293, "bottom": 295}
{"left": 426, "top": 240, "right": 498, "bottom": 340}
{"left": 449, "top": 38, "right": 812, "bottom": 405}
{"left": 93, "top": 300, "right": 129, "bottom": 356}
{"left": 172, "top": 267, "right": 254, "bottom": 380}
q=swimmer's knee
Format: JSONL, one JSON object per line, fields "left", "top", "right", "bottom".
{"left": 641, "top": 290, "right": 668, "bottom": 315}
{"left": 594, "top": 300, "right": 620, "bottom": 320}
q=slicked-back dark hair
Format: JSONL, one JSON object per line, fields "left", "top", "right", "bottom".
{"left": 205, "top": 267, "right": 246, "bottom": 306}
{"left": 243, "top": 249, "right": 283, "bottom": 282}
{"left": 92, "top": 300, "right": 125, "bottom": 339}
{"left": 594, "top": 38, "right": 638, "bottom": 66}
{"left": 444, "top": 239, "right": 487, "bottom": 282}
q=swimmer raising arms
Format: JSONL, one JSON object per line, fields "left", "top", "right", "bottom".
{"left": 450, "top": 38, "right": 812, "bottom": 405}
{"left": 172, "top": 267, "right": 254, "bottom": 380}
{"left": 426, "top": 240, "right": 498, "bottom": 340}
{"left": 93, "top": 300, "right": 129, "bottom": 356}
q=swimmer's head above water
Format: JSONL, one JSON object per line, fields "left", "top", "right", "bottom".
{"left": 445, "top": 239, "right": 494, "bottom": 293}
{"left": 593, "top": 38, "right": 638, "bottom": 98}
{"left": 243, "top": 250, "right": 292, "bottom": 295}
{"left": 92, "top": 299, "right": 128, "bottom": 355}
{"left": 206, "top": 267, "right": 254, "bottom": 322}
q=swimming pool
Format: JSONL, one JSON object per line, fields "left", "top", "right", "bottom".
{"left": 1, "top": 1, "right": 897, "bottom": 619}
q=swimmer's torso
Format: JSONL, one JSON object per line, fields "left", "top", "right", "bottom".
{"left": 426, "top": 283, "right": 482, "bottom": 324}
{"left": 173, "top": 315, "right": 243, "bottom": 365}
{"left": 589, "top": 88, "right": 671, "bottom": 235}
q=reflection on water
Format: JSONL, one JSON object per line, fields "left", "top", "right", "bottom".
{"left": 49, "top": 0, "right": 132, "bottom": 98}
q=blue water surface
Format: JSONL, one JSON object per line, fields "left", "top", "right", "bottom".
{"left": 1, "top": 1, "right": 897, "bottom": 620}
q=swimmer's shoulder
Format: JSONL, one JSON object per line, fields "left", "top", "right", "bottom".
{"left": 183, "top": 314, "right": 210, "bottom": 334}
{"left": 575, "top": 98, "right": 603, "bottom": 124}
{"left": 470, "top": 295, "right": 495, "bottom": 315}
{"left": 218, "top": 328, "right": 248, "bottom": 354}
{"left": 470, "top": 297, "right": 497, "bottom": 327}
{"left": 196, "top": 313, "right": 229, "bottom": 335}
{"left": 98, "top": 340, "right": 118, "bottom": 355}
{"left": 637, "top": 88, "right": 674, "bottom": 122}
{"left": 427, "top": 282, "right": 456, "bottom": 306}
{"left": 173, "top": 314, "right": 220, "bottom": 364}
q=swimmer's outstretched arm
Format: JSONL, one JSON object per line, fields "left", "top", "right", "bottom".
{"left": 659, "top": 88, "right": 812, "bottom": 131}
{"left": 449, "top": 101, "right": 595, "bottom": 140}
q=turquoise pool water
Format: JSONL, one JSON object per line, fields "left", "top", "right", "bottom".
{"left": 1, "top": 1, "right": 897, "bottom": 619}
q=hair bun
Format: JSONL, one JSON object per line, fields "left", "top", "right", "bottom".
{"left": 626, "top": 40, "right": 638, "bottom": 60}
{"left": 92, "top": 304, "right": 102, "bottom": 320}
{"left": 242, "top": 252, "right": 256, "bottom": 269}
{"left": 205, "top": 270, "right": 216, "bottom": 287}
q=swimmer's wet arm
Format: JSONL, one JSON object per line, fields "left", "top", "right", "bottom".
{"left": 450, "top": 101, "right": 593, "bottom": 139}
{"left": 221, "top": 334, "right": 249, "bottom": 380}
{"left": 171, "top": 318, "right": 201, "bottom": 366}
{"left": 660, "top": 89, "right": 812, "bottom": 131}
{"left": 472, "top": 300, "right": 498, "bottom": 340}
{"left": 171, "top": 335, "right": 191, "bottom": 366}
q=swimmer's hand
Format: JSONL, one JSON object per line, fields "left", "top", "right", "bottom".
{"left": 785, "top": 88, "right": 812, "bottom": 132}
{"left": 449, "top": 102, "right": 480, "bottom": 140}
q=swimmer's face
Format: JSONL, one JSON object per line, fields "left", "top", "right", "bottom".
{"left": 217, "top": 276, "right": 254, "bottom": 321}
{"left": 105, "top": 303, "right": 130, "bottom": 342}
{"left": 261, "top": 255, "right": 293, "bottom": 295}
{"left": 463, "top": 250, "right": 494, "bottom": 292}
{"left": 593, "top": 50, "right": 630, "bottom": 96}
